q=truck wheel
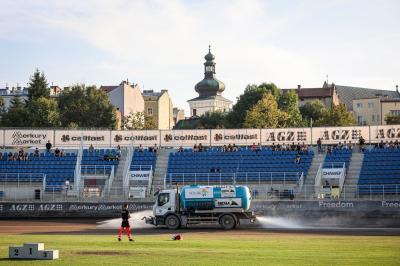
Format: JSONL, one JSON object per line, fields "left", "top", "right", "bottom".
{"left": 165, "top": 215, "right": 181, "bottom": 230}
{"left": 219, "top": 214, "right": 236, "bottom": 230}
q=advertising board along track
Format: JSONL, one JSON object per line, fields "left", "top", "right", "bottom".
{"left": 1, "top": 125, "right": 400, "bottom": 148}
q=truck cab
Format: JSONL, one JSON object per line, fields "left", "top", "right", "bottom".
{"left": 153, "top": 190, "right": 176, "bottom": 217}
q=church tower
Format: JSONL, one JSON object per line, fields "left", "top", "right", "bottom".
{"left": 188, "top": 46, "right": 232, "bottom": 117}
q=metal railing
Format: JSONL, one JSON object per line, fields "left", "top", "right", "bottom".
{"left": 250, "top": 184, "right": 400, "bottom": 201}
{"left": 0, "top": 173, "right": 46, "bottom": 183}
{"left": 80, "top": 165, "right": 115, "bottom": 176}
{"left": 130, "top": 165, "right": 153, "bottom": 171}
{"left": 1, "top": 183, "right": 399, "bottom": 202}
{"left": 165, "top": 172, "right": 304, "bottom": 187}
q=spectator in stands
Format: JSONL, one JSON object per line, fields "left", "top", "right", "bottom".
{"left": 395, "top": 140, "right": 399, "bottom": 148}
{"left": 301, "top": 142, "right": 308, "bottom": 154}
{"left": 89, "top": 144, "right": 94, "bottom": 153}
{"left": 227, "top": 144, "right": 232, "bottom": 152}
{"left": 232, "top": 144, "right": 238, "bottom": 152}
{"left": 65, "top": 180, "right": 70, "bottom": 195}
{"left": 103, "top": 153, "right": 110, "bottom": 161}
{"left": 23, "top": 152, "right": 28, "bottom": 161}
{"left": 198, "top": 143, "right": 204, "bottom": 152}
{"left": 0, "top": 152, "right": 3, "bottom": 161}
{"left": 337, "top": 142, "right": 343, "bottom": 150}
{"left": 18, "top": 148, "right": 24, "bottom": 161}
{"left": 153, "top": 144, "right": 158, "bottom": 153}
{"left": 55, "top": 148, "right": 61, "bottom": 157}
{"left": 348, "top": 141, "right": 353, "bottom": 151}
{"left": 116, "top": 145, "right": 121, "bottom": 159}
{"left": 251, "top": 143, "right": 257, "bottom": 151}
{"left": 7, "top": 152, "right": 13, "bottom": 161}
{"left": 178, "top": 146, "right": 184, "bottom": 152}
{"left": 384, "top": 141, "right": 390, "bottom": 149}
{"left": 359, "top": 136, "right": 365, "bottom": 152}
{"left": 317, "top": 138, "right": 322, "bottom": 153}
{"left": 138, "top": 144, "right": 144, "bottom": 152}
{"left": 290, "top": 142, "right": 296, "bottom": 151}
{"left": 193, "top": 144, "right": 198, "bottom": 152}
{"left": 281, "top": 143, "right": 287, "bottom": 151}
{"left": 46, "top": 140, "right": 52, "bottom": 152}
{"left": 60, "top": 150, "right": 64, "bottom": 157}
{"left": 378, "top": 140, "right": 384, "bottom": 149}
{"left": 222, "top": 145, "right": 228, "bottom": 152}
{"left": 296, "top": 143, "right": 301, "bottom": 153}
{"left": 294, "top": 154, "right": 301, "bottom": 164}
{"left": 271, "top": 143, "right": 276, "bottom": 151}
{"left": 327, "top": 145, "right": 332, "bottom": 155}
{"left": 34, "top": 147, "right": 40, "bottom": 157}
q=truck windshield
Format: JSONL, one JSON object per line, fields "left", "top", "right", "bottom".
{"left": 157, "top": 193, "right": 170, "bottom": 206}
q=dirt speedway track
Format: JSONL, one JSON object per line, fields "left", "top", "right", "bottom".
{"left": 1, "top": 218, "right": 400, "bottom": 236}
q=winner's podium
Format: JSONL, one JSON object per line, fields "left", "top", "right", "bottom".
{"left": 9, "top": 243, "right": 59, "bottom": 260}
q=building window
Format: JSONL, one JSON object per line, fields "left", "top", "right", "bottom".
{"left": 372, "top": 115, "right": 375, "bottom": 122}
{"left": 193, "top": 109, "right": 197, "bottom": 116}
{"left": 390, "top": 110, "right": 400, "bottom": 116}
{"left": 356, "top": 103, "right": 363, "bottom": 108}
{"left": 147, "top": 108, "right": 153, "bottom": 115}
{"left": 368, "top": 102, "right": 374, "bottom": 108}
{"left": 357, "top": 116, "right": 363, "bottom": 125}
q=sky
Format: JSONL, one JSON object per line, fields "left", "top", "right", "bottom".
{"left": 0, "top": 0, "right": 399, "bottom": 114}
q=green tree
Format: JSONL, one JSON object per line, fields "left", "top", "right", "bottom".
{"left": 27, "top": 69, "right": 49, "bottom": 101}
{"left": 58, "top": 85, "right": 117, "bottom": 128}
{"left": 243, "top": 92, "right": 288, "bottom": 128}
{"left": 226, "top": 83, "right": 280, "bottom": 128}
{"left": 315, "top": 104, "right": 356, "bottom": 126}
{"left": 278, "top": 90, "right": 303, "bottom": 127}
{"left": 28, "top": 97, "right": 60, "bottom": 127}
{"left": 1, "top": 95, "right": 29, "bottom": 127}
{"left": 0, "top": 97, "right": 6, "bottom": 126}
{"left": 123, "top": 112, "right": 157, "bottom": 130}
{"left": 299, "top": 100, "right": 327, "bottom": 126}
{"left": 200, "top": 111, "right": 227, "bottom": 129}
{"left": 385, "top": 114, "right": 400, "bottom": 125}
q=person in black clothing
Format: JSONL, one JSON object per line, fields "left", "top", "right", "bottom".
{"left": 46, "top": 141, "right": 52, "bottom": 152}
{"left": 118, "top": 204, "right": 133, "bottom": 242}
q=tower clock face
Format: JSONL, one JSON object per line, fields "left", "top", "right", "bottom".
{"left": 206, "top": 66, "right": 213, "bottom": 72}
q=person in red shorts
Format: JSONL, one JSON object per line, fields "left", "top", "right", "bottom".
{"left": 118, "top": 204, "right": 133, "bottom": 242}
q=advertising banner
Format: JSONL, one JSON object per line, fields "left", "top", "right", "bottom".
{"left": 210, "top": 129, "right": 260, "bottom": 146}
{"left": 260, "top": 128, "right": 312, "bottom": 145}
{"left": 160, "top": 130, "right": 210, "bottom": 147}
{"left": 111, "top": 130, "right": 159, "bottom": 146}
{"left": 184, "top": 186, "right": 213, "bottom": 199}
{"left": 311, "top": 126, "right": 369, "bottom": 145}
{"left": 322, "top": 168, "right": 344, "bottom": 179}
{"left": 129, "top": 187, "right": 147, "bottom": 198}
{"left": 54, "top": 130, "right": 111, "bottom": 147}
{"left": 129, "top": 170, "right": 152, "bottom": 181}
{"left": 214, "top": 198, "right": 242, "bottom": 208}
{"left": 4, "top": 129, "right": 54, "bottom": 147}
{"left": 221, "top": 186, "right": 236, "bottom": 197}
{"left": 370, "top": 125, "right": 400, "bottom": 143}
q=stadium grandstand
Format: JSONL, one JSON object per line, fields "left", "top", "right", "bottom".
{"left": 0, "top": 127, "right": 399, "bottom": 202}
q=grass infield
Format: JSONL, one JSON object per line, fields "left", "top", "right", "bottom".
{"left": 0, "top": 233, "right": 399, "bottom": 265}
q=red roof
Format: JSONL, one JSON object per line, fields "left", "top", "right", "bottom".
{"left": 284, "top": 87, "right": 333, "bottom": 98}
{"left": 100, "top": 85, "right": 118, "bottom": 93}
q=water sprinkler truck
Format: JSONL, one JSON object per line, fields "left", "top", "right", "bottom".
{"left": 144, "top": 185, "right": 256, "bottom": 230}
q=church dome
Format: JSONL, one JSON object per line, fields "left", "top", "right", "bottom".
{"left": 194, "top": 46, "right": 226, "bottom": 97}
